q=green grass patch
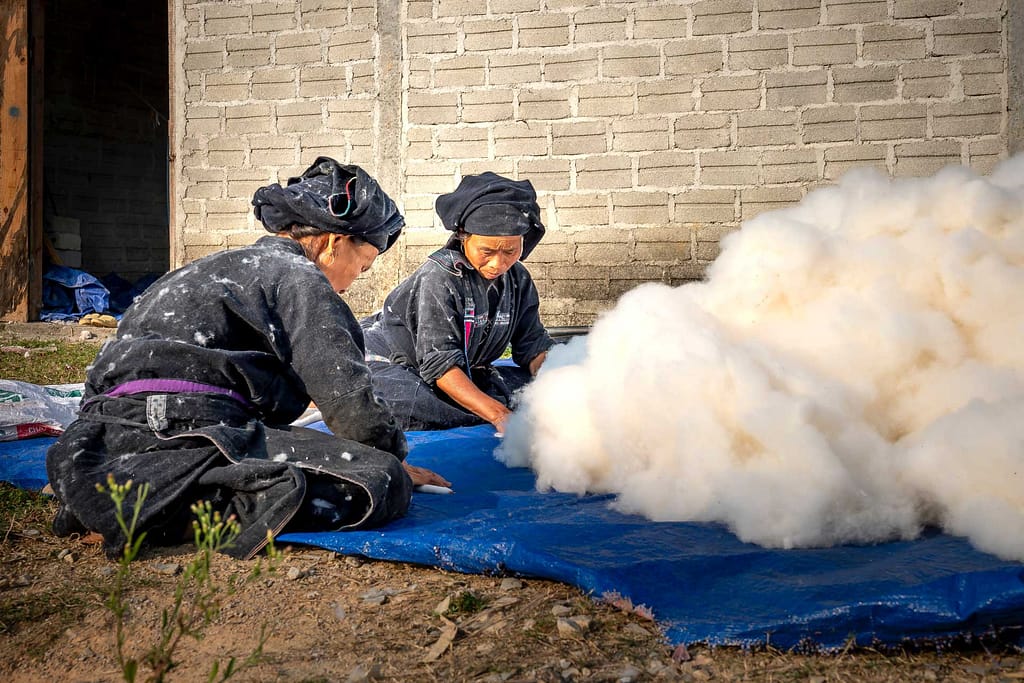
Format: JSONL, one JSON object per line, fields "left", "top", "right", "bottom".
{"left": 0, "top": 483, "right": 55, "bottom": 529}
{"left": 0, "top": 338, "right": 97, "bottom": 385}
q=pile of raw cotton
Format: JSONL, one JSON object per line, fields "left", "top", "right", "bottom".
{"left": 500, "top": 156, "right": 1024, "bottom": 562}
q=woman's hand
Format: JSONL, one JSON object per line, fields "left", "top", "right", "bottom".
{"left": 528, "top": 350, "right": 547, "bottom": 376}
{"left": 403, "top": 462, "right": 451, "bottom": 488}
{"left": 436, "top": 366, "right": 514, "bottom": 436}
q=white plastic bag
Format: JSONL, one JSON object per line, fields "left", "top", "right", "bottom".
{"left": 0, "top": 380, "right": 84, "bottom": 441}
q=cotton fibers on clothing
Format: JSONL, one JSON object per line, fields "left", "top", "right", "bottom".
{"left": 498, "top": 156, "right": 1024, "bottom": 561}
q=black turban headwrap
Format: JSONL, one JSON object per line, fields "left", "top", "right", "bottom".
{"left": 252, "top": 157, "right": 404, "bottom": 253}
{"left": 435, "top": 172, "right": 545, "bottom": 260}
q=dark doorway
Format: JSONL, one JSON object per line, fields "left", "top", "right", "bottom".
{"left": 40, "top": 1, "right": 169, "bottom": 312}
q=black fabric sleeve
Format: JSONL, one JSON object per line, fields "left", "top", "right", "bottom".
{"left": 407, "top": 267, "right": 468, "bottom": 385}
{"left": 509, "top": 267, "right": 554, "bottom": 370}
{"left": 269, "top": 261, "right": 408, "bottom": 459}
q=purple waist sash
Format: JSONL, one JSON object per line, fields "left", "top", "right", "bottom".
{"left": 95, "top": 379, "right": 255, "bottom": 409}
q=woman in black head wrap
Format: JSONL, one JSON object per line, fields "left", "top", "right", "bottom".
{"left": 361, "top": 172, "right": 555, "bottom": 434}
{"left": 46, "top": 157, "right": 448, "bottom": 561}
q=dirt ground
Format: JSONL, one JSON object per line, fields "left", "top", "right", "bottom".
{"left": 1, "top": 323, "right": 1022, "bottom": 682}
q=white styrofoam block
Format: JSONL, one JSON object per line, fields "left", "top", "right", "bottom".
{"left": 50, "top": 232, "right": 82, "bottom": 251}
{"left": 48, "top": 216, "right": 81, "bottom": 235}
{"left": 55, "top": 249, "right": 82, "bottom": 268}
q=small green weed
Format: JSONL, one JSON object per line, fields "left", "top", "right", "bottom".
{"left": 99, "top": 474, "right": 280, "bottom": 683}
{"left": 448, "top": 590, "right": 488, "bottom": 615}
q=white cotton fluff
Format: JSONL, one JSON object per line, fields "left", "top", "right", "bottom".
{"left": 498, "top": 156, "right": 1024, "bottom": 561}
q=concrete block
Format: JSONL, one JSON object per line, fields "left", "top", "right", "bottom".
{"left": 435, "top": 126, "right": 489, "bottom": 159}
{"left": 893, "top": 140, "right": 962, "bottom": 177}
{"left": 759, "top": 0, "right": 819, "bottom": 29}
{"left": 665, "top": 38, "right": 725, "bottom": 75}
{"left": 437, "top": 0, "right": 482, "bottom": 18}
{"left": 407, "top": 22, "right": 458, "bottom": 54}
{"left": 612, "top": 118, "right": 670, "bottom": 152}
{"left": 493, "top": 122, "right": 549, "bottom": 157}
{"left": 901, "top": 61, "right": 951, "bottom": 99}
{"left": 205, "top": 5, "right": 249, "bottom": 36}
{"left": 611, "top": 191, "right": 671, "bottom": 225}
{"left": 823, "top": 144, "right": 888, "bottom": 180}
{"left": 728, "top": 34, "right": 788, "bottom": 70}
{"left": 55, "top": 249, "right": 82, "bottom": 268}
{"left": 573, "top": 7, "right": 627, "bottom": 43}
{"left": 736, "top": 110, "right": 798, "bottom": 146}
{"left": 433, "top": 55, "right": 487, "bottom": 87}
{"left": 575, "top": 155, "right": 632, "bottom": 190}
{"left": 489, "top": 53, "right": 543, "bottom": 84}
{"left": 275, "top": 32, "right": 322, "bottom": 64}
{"left": 408, "top": 92, "right": 459, "bottom": 125}
{"left": 574, "top": 242, "right": 629, "bottom": 267}
{"left": 464, "top": 19, "right": 513, "bottom": 51}
{"left": 638, "top": 151, "right": 697, "bottom": 187}
{"left": 517, "top": 158, "right": 571, "bottom": 191}
{"left": 519, "top": 13, "right": 570, "bottom": 48}
{"left": 252, "top": 3, "right": 296, "bottom": 33}
{"left": 692, "top": 0, "right": 754, "bottom": 36}
{"left": 405, "top": 126, "right": 433, "bottom": 158}
{"left": 700, "top": 150, "right": 760, "bottom": 185}
{"left": 932, "top": 18, "right": 1001, "bottom": 56}
{"left": 860, "top": 103, "right": 927, "bottom": 140}
{"left": 518, "top": 87, "right": 572, "bottom": 120}
{"left": 740, "top": 186, "right": 803, "bottom": 220}
{"left": 961, "top": 58, "right": 1004, "bottom": 97}
{"left": 673, "top": 188, "right": 737, "bottom": 223}
{"left": 863, "top": 24, "right": 927, "bottom": 61}
{"left": 766, "top": 71, "right": 827, "bottom": 108}
{"left": 461, "top": 90, "right": 514, "bottom": 123}
{"left": 326, "top": 100, "right": 374, "bottom": 130}
{"left": 489, "top": 0, "right": 542, "bottom": 13}
{"left": 578, "top": 83, "right": 634, "bottom": 117}
{"left": 792, "top": 29, "right": 857, "bottom": 66}
{"left": 632, "top": 241, "right": 690, "bottom": 263}
{"left": 301, "top": 8, "right": 349, "bottom": 29}
{"left": 801, "top": 105, "right": 857, "bottom": 144}
{"left": 932, "top": 96, "right": 1003, "bottom": 137}
{"left": 553, "top": 193, "right": 609, "bottom": 226}
{"left": 833, "top": 66, "right": 898, "bottom": 103}
{"left": 673, "top": 113, "right": 731, "bottom": 150}
{"left": 543, "top": 49, "right": 599, "bottom": 82}
{"left": 638, "top": 78, "right": 696, "bottom": 115}
{"left": 327, "top": 30, "right": 375, "bottom": 62}
{"left": 459, "top": 159, "right": 516, "bottom": 178}
{"left": 700, "top": 74, "right": 761, "bottom": 111}
{"left": 227, "top": 36, "right": 272, "bottom": 68}
{"left": 761, "top": 149, "right": 820, "bottom": 184}
{"left": 634, "top": 5, "right": 688, "bottom": 40}
{"left": 967, "top": 137, "right": 1006, "bottom": 175}
{"left": 894, "top": 0, "right": 959, "bottom": 18}
{"left": 825, "top": 0, "right": 887, "bottom": 24}
{"left": 552, "top": 121, "right": 607, "bottom": 155}
{"left": 603, "top": 44, "right": 660, "bottom": 78}
{"left": 405, "top": 160, "right": 459, "bottom": 194}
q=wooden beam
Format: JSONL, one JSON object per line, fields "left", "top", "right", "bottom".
{"left": 0, "top": 0, "right": 29, "bottom": 322}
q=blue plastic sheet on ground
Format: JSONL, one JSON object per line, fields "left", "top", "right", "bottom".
{"left": 0, "top": 436, "right": 56, "bottom": 491}
{"left": 40, "top": 265, "right": 109, "bottom": 321}
{"left": 4, "top": 426, "right": 1022, "bottom": 649}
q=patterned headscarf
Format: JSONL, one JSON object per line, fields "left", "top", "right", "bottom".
{"left": 252, "top": 157, "right": 404, "bottom": 253}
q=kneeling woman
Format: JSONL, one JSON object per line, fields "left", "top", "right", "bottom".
{"left": 361, "top": 172, "right": 554, "bottom": 433}
{"left": 46, "top": 157, "right": 448, "bottom": 560}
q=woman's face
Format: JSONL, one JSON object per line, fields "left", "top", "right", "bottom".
{"left": 317, "top": 235, "right": 379, "bottom": 294}
{"left": 462, "top": 234, "right": 524, "bottom": 280}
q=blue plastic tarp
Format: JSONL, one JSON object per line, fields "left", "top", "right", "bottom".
{"left": 40, "top": 265, "right": 109, "bottom": 321}
{"left": 3, "top": 426, "right": 1023, "bottom": 650}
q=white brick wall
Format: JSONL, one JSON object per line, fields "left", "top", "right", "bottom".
{"left": 175, "top": 0, "right": 1019, "bottom": 325}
